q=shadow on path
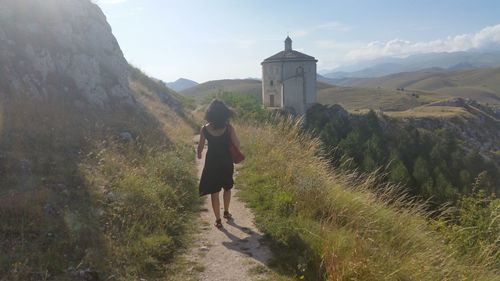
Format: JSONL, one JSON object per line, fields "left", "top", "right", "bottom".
{"left": 220, "top": 219, "right": 270, "bottom": 265}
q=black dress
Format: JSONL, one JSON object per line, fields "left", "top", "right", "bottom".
{"left": 199, "top": 125, "right": 234, "bottom": 196}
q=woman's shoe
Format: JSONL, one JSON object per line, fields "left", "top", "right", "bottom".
{"left": 223, "top": 211, "right": 233, "bottom": 220}
{"left": 215, "top": 219, "right": 223, "bottom": 229}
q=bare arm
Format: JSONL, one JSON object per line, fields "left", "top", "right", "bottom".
{"left": 229, "top": 124, "right": 240, "bottom": 149}
{"left": 197, "top": 127, "right": 206, "bottom": 159}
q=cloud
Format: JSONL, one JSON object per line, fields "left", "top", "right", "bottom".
{"left": 292, "top": 21, "right": 352, "bottom": 37}
{"left": 345, "top": 23, "right": 500, "bottom": 62}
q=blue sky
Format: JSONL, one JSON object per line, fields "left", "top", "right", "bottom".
{"left": 95, "top": 0, "right": 500, "bottom": 83}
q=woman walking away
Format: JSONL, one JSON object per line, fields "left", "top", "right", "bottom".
{"left": 197, "top": 99, "right": 240, "bottom": 229}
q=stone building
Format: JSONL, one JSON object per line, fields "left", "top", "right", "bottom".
{"left": 261, "top": 36, "right": 317, "bottom": 115}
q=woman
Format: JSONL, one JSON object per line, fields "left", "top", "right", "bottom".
{"left": 197, "top": 99, "right": 240, "bottom": 229}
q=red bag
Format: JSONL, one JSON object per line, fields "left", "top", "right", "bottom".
{"left": 229, "top": 141, "right": 245, "bottom": 164}
{"left": 228, "top": 126, "right": 245, "bottom": 164}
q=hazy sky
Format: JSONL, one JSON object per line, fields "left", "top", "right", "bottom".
{"left": 95, "top": 0, "right": 500, "bottom": 83}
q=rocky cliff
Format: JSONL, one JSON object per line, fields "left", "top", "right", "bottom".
{"left": 0, "top": 0, "right": 132, "bottom": 107}
{"left": 0, "top": 2, "right": 198, "bottom": 279}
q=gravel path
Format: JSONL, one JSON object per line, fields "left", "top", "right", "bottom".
{"left": 191, "top": 136, "right": 272, "bottom": 281}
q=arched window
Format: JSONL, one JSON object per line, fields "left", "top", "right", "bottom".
{"left": 270, "top": 80, "right": 274, "bottom": 86}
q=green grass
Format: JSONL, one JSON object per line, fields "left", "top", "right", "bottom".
{"left": 0, "top": 68, "right": 201, "bottom": 280}
{"left": 0, "top": 134, "right": 200, "bottom": 281}
{"left": 233, "top": 119, "right": 498, "bottom": 281}
{"left": 79, "top": 140, "right": 199, "bottom": 279}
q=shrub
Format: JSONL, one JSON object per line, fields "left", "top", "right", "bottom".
{"left": 436, "top": 173, "right": 500, "bottom": 269}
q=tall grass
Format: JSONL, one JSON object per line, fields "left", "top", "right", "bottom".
{"left": 79, "top": 138, "right": 199, "bottom": 279}
{"left": 235, "top": 117, "right": 498, "bottom": 280}
{"left": 0, "top": 69, "right": 200, "bottom": 280}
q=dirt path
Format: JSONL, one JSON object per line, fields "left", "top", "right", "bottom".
{"left": 190, "top": 135, "right": 273, "bottom": 281}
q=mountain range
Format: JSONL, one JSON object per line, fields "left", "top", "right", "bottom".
{"left": 321, "top": 51, "right": 500, "bottom": 80}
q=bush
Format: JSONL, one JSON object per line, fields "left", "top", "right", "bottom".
{"left": 436, "top": 173, "right": 500, "bottom": 269}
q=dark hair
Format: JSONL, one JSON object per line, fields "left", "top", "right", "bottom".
{"left": 205, "top": 99, "right": 234, "bottom": 129}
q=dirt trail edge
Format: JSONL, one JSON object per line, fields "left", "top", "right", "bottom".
{"left": 191, "top": 135, "right": 273, "bottom": 281}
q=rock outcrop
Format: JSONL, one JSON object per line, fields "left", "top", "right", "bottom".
{"left": 0, "top": 0, "right": 133, "bottom": 107}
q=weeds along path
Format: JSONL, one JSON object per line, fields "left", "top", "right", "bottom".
{"left": 191, "top": 135, "right": 273, "bottom": 281}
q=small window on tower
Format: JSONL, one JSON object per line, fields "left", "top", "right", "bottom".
{"left": 270, "top": 80, "right": 274, "bottom": 86}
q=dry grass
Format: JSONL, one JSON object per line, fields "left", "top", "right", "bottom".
{"left": 130, "top": 79, "right": 194, "bottom": 143}
{"left": 317, "top": 86, "right": 448, "bottom": 111}
{"left": 234, "top": 118, "right": 498, "bottom": 280}
{"left": 384, "top": 105, "right": 472, "bottom": 118}
{"left": 0, "top": 69, "right": 200, "bottom": 280}
{"left": 333, "top": 67, "right": 500, "bottom": 106}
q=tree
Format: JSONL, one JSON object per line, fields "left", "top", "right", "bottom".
{"left": 434, "top": 168, "right": 456, "bottom": 200}
{"left": 412, "top": 156, "right": 430, "bottom": 183}
{"left": 389, "top": 157, "right": 411, "bottom": 186}
{"left": 338, "top": 129, "right": 364, "bottom": 165}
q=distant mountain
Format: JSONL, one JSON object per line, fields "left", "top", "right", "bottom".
{"left": 165, "top": 78, "right": 198, "bottom": 91}
{"left": 322, "top": 51, "right": 500, "bottom": 79}
{"left": 317, "top": 74, "right": 340, "bottom": 85}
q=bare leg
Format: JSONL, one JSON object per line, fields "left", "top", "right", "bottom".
{"left": 211, "top": 192, "right": 221, "bottom": 220}
{"left": 223, "top": 189, "right": 231, "bottom": 213}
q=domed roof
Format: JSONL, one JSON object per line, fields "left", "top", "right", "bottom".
{"left": 262, "top": 36, "right": 317, "bottom": 64}
{"left": 262, "top": 50, "right": 317, "bottom": 63}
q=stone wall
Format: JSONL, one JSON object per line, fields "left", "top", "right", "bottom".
{"left": 262, "top": 60, "right": 317, "bottom": 114}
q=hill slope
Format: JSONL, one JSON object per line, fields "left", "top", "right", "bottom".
{"left": 180, "top": 79, "right": 262, "bottom": 103}
{"left": 166, "top": 78, "right": 199, "bottom": 91}
{"left": 0, "top": 0, "right": 198, "bottom": 279}
{"left": 317, "top": 85, "right": 449, "bottom": 111}
{"left": 234, "top": 120, "right": 498, "bottom": 280}
{"left": 333, "top": 67, "right": 500, "bottom": 106}
{"left": 181, "top": 79, "right": 335, "bottom": 104}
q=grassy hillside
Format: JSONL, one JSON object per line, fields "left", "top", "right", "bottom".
{"left": 180, "top": 79, "right": 262, "bottom": 103}
{"left": 181, "top": 79, "right": 334, "bottom": 105}
{"left": 0, "top": 68, "right": 200, "bottom": 280}
{"left": 234, "top": 119, "right": 498, "bottom": 280}
{"left": 317, "top": 85, "right": 447, "bottom": 111}
{"left": 316, "top": 81, "right": 335, "bottom": 90}
{"left": 332, "top": 67, "right": 500, "bottom": 106}
{"left": 384, "top": 104, "right": 472, "bottom": 118}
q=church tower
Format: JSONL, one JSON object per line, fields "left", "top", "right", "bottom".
{"left": 261, "top": 37, "right": 317, "bottom": 115}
